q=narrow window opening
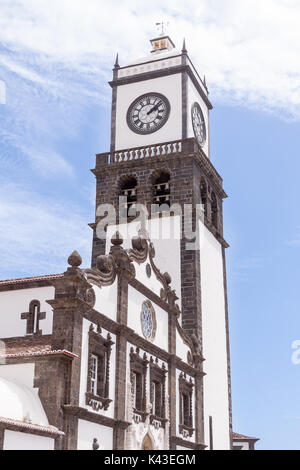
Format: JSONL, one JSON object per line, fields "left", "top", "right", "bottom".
{"left": 120, "top": 177, "right": 137, "bottom": 218}
{"left": 152, "top": 172, "right": 170, "bottom": 210}
{"left": 211, "top": 192, "right": 218, "bottom": 230}
{"left": 200, "top": 178, "right": 208, "bottom": 220}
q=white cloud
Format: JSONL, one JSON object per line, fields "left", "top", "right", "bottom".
{"left": 0, "top": 180, "right": 92, "bottom": 278}
{"left": 0, "top": 0, "right": 299, "bottom": 119}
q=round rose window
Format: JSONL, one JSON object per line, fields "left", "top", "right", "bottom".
{"left": 141, "top": 301, "right": 156, "bottom": 341}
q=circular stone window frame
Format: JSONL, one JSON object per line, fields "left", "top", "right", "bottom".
{"left": 140, "top": 300, "right": 157, "bottom": 342}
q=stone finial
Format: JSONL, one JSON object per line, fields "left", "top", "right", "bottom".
{"left": 92, "top": 438, "right": 99, "bottom": 451}
{"left": 182, "top": 37, "right": 187, "bottom": 54}
{"left": 68, "top": 251, "right": 82, "bottom": 268}
{"left": 163, "top": 272, "right": 172, "bottom": 285}
{"left": 111, "top": 231, "right": 123, "bottom": 246}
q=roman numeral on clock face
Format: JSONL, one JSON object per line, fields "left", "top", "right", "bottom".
{"left": 127, "top": 93, "right": 171, "bottom": 134}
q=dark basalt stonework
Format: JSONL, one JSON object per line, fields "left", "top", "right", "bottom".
{"left": 91, "top": 138, "right": 226, "bottom": 342}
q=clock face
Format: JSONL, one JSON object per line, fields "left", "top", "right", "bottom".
{"left": 191, "top": 102, "right": 206, "bottom": 147}
{"left": 127, "top": 93, "right": 170, "bottom": 135}
{"left": 141, "top": 301, "right": 156, "bottom": 341}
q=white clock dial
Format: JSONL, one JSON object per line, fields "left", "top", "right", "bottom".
{"left": 127, "top": 93, "right": 170, "bottom": 135}
{"left": 191, "top": 102, "right": 206, "bottom": 147}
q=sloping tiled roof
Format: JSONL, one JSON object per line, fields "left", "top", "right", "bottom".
{"left": 0, "top": 336, "right": 77, "bottom": 359}
{"left": 0, "top": 273, "right": 63, "bottom": 287}
{"left": 0, "top": 416, "right": 64, "bottom": 436}
{"left": 233, "top": 432, "right": 259, "bottom": 441}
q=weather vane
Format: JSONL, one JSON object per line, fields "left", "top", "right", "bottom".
{"left": 156, "top": 21, "right": 169, "bottom": 36}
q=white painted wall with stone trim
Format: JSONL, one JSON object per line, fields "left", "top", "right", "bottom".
{"left": 3, "top": 430, "right": 54, "bottom": 450}
{"left": 125, "top": 341, "right": 169, "bottom": 451}
{"left": 79, "top": 318, "right": 116, "bottom": 420}
{"left": 115, "top": 73, "right": 182, "bottom": 150}
{"left": 106, "top": 216, "right": 182, "bottom": 310}
{"left": 127, "top": 287, "right": 168, "bottom": 351}
{"left": 199, "top": 220, "right": 230, "bottom": 450}
{"left": 0, "top": 286, "right": 54, "bottom": 338}
{"left": 175, "top": 368, "right": 196, "bottom": 443}
{"left": 186, "top": 75, "right": 210, "bottom": 158}
{"left": 77, "top": 419, "right": 113, "bottom": 450}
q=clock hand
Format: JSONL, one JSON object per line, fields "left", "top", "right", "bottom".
{"left": 147, "top": 102, "right": 162, "bottom": 115}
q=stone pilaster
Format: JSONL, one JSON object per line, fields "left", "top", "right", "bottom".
{"left": 44, "top": 251, "right": 94, "bottom": 450}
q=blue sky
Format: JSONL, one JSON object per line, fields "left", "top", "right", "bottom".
{"left": 1, "top": 0, "right": 300, "bottom": 450}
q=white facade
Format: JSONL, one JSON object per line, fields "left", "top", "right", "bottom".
{"left": 199, "top": 220, "right": 231, "bottom": 450}
{"left": 115, "top": 74, "right": 183, "bottom": 150}
{"left": 77, "top": 419, "right": 113, "bottom": 450}
{"left": 3, "top": 430, "right": 54, "bottom": 451}
{"left": 0, "top": 286, "right": 54, "bottom": 338}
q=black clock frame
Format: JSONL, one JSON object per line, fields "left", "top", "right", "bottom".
{"left": 191, "top": 102, "right": 206, "bottom": 147}
{"left": 126, "top": 92, "right": 171, "bottom": 135}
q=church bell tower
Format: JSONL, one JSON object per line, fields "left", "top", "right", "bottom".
{"left": 91, "top": 33, "right": 232, "bottom": 449}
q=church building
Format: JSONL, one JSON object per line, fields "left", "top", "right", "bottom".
{"left": 0, "top": 33, "right": 254, "bottom": 451}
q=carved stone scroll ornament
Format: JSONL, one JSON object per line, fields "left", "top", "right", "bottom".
{"left": 84, "top": 254, "right": 117, "bottom": 289}
{"left": 148, "top": 242, "right": 180, "bottom": 312}
{"left": 128, "top": 236, "right": 149, "bottom": 264}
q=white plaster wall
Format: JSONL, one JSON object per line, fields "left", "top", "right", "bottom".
{"left": 233, "top": 441, "right": 250, "bottom": 450}
{"left": 175, "top": 369, "right": 195, "bottom": 443}
{"left": 128, "top": 287, "right": 168, "bottom": 351}
{"left": 0, "top": 364, "right": 49, "bottom": 426}
{"left": 187, "top": 76, "right": 210, "bottom": 158}
{"left": 3, "top": 430, "right": 54, "bottom": 450}
{"left": 176, "top": 330, "right": 190, "bottom": 363}
{"left": 199, "top": 220, "right": 230, "bottom": 450}
{"left": 93, "top": 283, "right": 118, "bottom": 322}
{"left": 0, "top": 363, "right": 35, "bottom": 388}
{"left": 77, "top": 419, "right": 113, "bottom": 450}
{"left": 115, "top": 74, "right": 182, "bottom": 150}
{"left": 79, "top": 318, "right": 116, "bottom": 419}
{"left": 106, "top": 216, "right": 182, "bottom": 310}
{"left": 0, "top": 286, "right": 54, "bottom": 338}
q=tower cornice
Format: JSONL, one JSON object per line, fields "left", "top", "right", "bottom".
{"left": 109, "top": 63, "right": 213, "bottom": 111}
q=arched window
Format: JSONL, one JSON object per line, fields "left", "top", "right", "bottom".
{"left": 152, "top": 171, "right": 170, "bottom": 209}
{"left": 200, "top": 178, "right": 208, "bottom": 220}
{"left": 21, "top": 300, "right": 45, "bottom": 336}
{"left": 120, "top": 176, "right": 137, "bottom": 217}
{"left": 211, "top": 192, "right": 218, "bottom": 230}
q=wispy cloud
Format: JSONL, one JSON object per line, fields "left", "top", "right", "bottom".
{"left": 287, "top": 228, "right": 300, "bottom": 247}
{"left": 0, "top": 179, "right": 92, "bottom": 278}
{"left": 0, "top": 0, "right": 300, "bottom": 120}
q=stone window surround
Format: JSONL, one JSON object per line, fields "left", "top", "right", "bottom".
{"left": 178, "top": 372, "right": 195, "bottom": 438}
{"left": 21, "top": 299, "right": 46, "bottom": 336}
{"left": 149, "top": 357, "right": 168, "bottom": 429}
{"left": 86, "top": 324, "right": 114, "bottom": 411}
{"left": 130, "top": 347, "right": 149, "bottom": 423}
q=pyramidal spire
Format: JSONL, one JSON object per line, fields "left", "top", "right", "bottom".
{"left": 114, "top": 53, "right": 120, "bottom": 69}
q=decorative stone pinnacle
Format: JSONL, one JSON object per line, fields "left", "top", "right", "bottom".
{"left": 68, "top": 251, "right": 82, "bottom": 268}
{"left": 182, "top": 37, "right": 187, "bottom": 54}
{"left": 111, "top": 231, "right": 123, "bottom": 246}
{"left": 114, "top": 53, "right": 120, "bottom": 68}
